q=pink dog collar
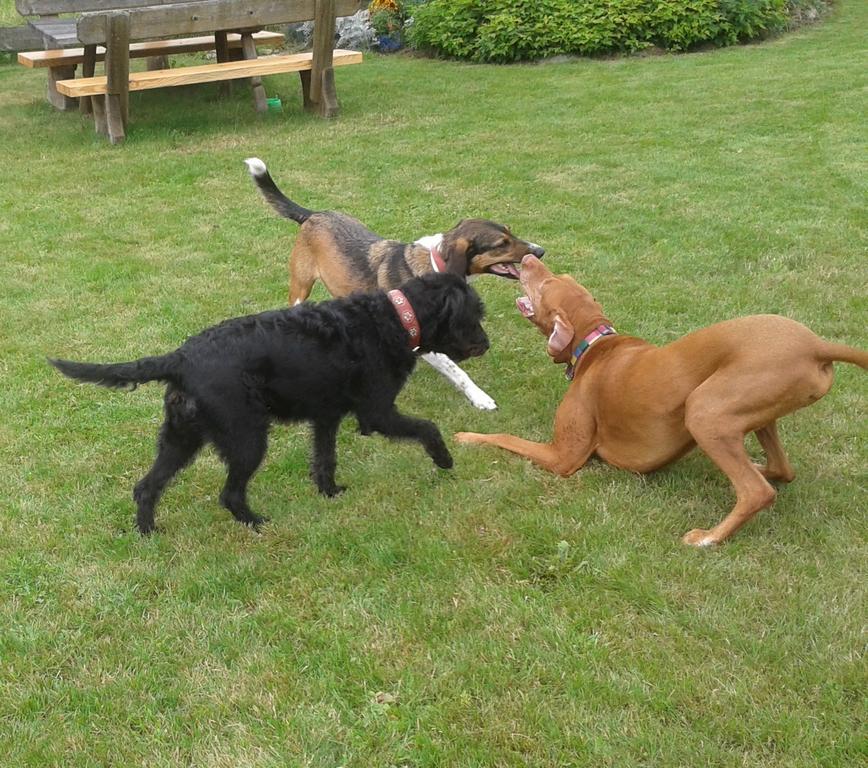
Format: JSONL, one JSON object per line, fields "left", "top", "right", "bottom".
{"left": 429, "top": 241, "right": 448, "bottom": 274}
{"left": 566, "top": 324, "right": 616, "bottom": 380}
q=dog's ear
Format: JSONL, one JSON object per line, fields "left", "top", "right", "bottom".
{"left": 441, "top": 237, "right": 471, "bottom": 276}
{"left": 547, "top": 315, "right": 574, "bottom": 357}
{"left": 435, "top": 275, "right": 468, "bottom": 323}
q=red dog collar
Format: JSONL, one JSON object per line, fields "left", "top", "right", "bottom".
{"left": 566, "top": 324, "right": 616, "bottom": 380}
{"left": 388, "top": 289, "right": 421, "bottom": 351}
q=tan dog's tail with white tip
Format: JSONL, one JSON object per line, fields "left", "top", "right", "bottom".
{"left": 245, "top": 157, "right": 314, "bottom": 225}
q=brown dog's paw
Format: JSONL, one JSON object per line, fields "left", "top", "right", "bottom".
{"left": 682, "top": 528, "right": 719, "bottom": 547}
{"left": 752, "top": 462, "right": 796, "bottom": 483}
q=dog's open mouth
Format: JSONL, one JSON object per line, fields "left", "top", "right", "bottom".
{"left": 487, "top": 263, "right": 521, "bottom": 279}
{"left": 516, "top": 296, "right": 534, "bottom": 317}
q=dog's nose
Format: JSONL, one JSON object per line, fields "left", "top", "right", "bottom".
{"left": 528, "top": 243, "right": 545, "bottom": 258}
{"left": 522, "top": 253, "right": 542, "bottom": 269}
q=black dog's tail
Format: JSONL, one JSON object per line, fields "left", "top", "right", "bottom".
{"left": 49, "top": 352, "right": 182, "bottom": 390}
{"left": 244, "top": 157, "right": 314, "bottom": 225}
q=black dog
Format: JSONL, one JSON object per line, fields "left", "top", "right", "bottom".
{"left": 50, "top": 274, "right": 489, "bottom": 534}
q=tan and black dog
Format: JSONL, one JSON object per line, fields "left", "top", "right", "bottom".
{"left": 245, "top": 157, "right": 544, "bottom": 410}
{"left": 457, "top": 254, "right": 867, "bottom": 546}
{"left": 245, "top": 157, "right": 544, "bottom": 303}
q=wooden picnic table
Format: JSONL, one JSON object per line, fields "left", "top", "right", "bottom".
{"left": 16, "top": 0, "right": 365, "bottom": 143}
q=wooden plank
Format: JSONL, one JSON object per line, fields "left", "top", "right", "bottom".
{"left": 29, "top": 19, "right": 78, "bottom": 47}
{"left": 16, "top": 0, "right": 177, "bottom": 15}
{"left": 18, "top": 31, "right": 284, "bottom": 67}
{"left": 56, "top": 49, "right": 362, "bottom": 96}
{"left": 0, "top": 24, "right": 45, "bottom": 53}
{"left": 77, "top": 0, "right": 364, "bottom": 44}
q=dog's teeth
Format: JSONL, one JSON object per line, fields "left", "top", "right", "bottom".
{"left": 516, "top": 296, "right": 534, "bottom": 317}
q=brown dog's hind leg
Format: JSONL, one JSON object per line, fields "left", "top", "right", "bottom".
{"left": 754, "top": 421, "right": 796, "bottom": 483}
{"left": 288, "top": 240, "right": 319, "bottom": 305}
{"left": 683, "top": 401, "right": 777, "bottom": 547}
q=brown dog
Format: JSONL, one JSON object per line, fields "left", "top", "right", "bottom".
{"left": 245, "top": 157, "right": 544, "bottom": 411}
{"left": 456, "top": 255, "right": 867, "bottom": 546}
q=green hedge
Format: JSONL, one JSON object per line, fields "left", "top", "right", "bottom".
{"left": 407, "top": 0, "right": 793, "bottom": 62}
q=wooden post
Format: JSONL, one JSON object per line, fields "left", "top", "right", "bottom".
{"left": 310, "top": 0, "right": 337, "bottom": 116}
{"left": 42, "top": 14, "right": 77, "bottom": 111}
{"left": 214, "top": 30, "right": 232, "bottom": 97}
{"left": 48, "top": 64, "right": 78, "bottom": 111}
{"left": 80, "top": 44, "right": 97, "bottom": 116}
{"left": 298, "top": 69, "right": 313, "bottom": 111}
{"left": 104, "top": 12, "right": 130, "bottom": 144}
{"left": 92, "top": 94, "right": 108, "bottom": 136}
{"left": 240, "top": 32, "right": 268, "bottom": 112}
{"left": 319, "top": 66, "right": 338, "bottom": 118}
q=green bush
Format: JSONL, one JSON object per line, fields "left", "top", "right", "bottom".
{"left": 407, "top": 0, "right": 792, "bottom": 62}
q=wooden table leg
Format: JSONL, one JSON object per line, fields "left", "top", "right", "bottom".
{"left": 298, "top": 70, "right": 313, "bottom": 111}
{"left": 104, "top": 11, "right": 130, "bottom": 144}
{"left": 145, "top": 55, "right": 169, "bottom": 70}
{"left": 319, "top": 66, "right": 338, "bottom": 118}
{"left": 80, "top": 44, "right": 97, "bottom": 116}
{"left": 241, "top": 32, "right": 267, "bottom": 112}
{"left": 48, "top": 64, "right": 77, "bottom": 111}
{"left": 92, "top": 94, "right": 108, "bottom": 136}
{"left": 310, "top": 0, "right": 338, "bottom": 117}
{"left": 214, "top": 31, "right": 232, "bottom": 97}
{"left": 40, "top": 13, "right": 77, "bottom": 111}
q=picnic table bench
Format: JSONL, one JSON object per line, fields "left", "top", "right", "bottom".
{"left": 16, "top": 0, "right": 364, "bottom": 143}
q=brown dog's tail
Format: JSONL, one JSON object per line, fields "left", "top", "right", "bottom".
{"left": 819, "top": 342, "right": 868, "bottom": 369}
{"left": 244, "top": 157, "right": 313, "bottom": 225}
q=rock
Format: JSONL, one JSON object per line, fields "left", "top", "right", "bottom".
{"left": 285, "top": 10, "right": 374, "bottom": 51}
{"left": 284, "top": 21, "right": 311, "bottom": 47}
{"left": 337, "top": 10, "right": 375, "bottom": 50}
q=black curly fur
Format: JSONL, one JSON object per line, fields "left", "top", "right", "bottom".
{"left": 49, "top": 274, "right": 488, "bottom": 534}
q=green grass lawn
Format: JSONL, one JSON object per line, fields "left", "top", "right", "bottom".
{"left": 1, "top": 3, "right": 866, "bottom": 766}
{"left": 0, "top": 1, "right": 17, "bottom": 27}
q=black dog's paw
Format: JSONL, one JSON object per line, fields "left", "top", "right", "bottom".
{"left": 319, "top": 483, "right": 346, "bottom": 498}
{"left": 246, "top": 514, "right": 270, "bottom": 531}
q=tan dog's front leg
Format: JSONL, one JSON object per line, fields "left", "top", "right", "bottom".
{"left": 456, "top": 401, "right": 596, "bottom": 477}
